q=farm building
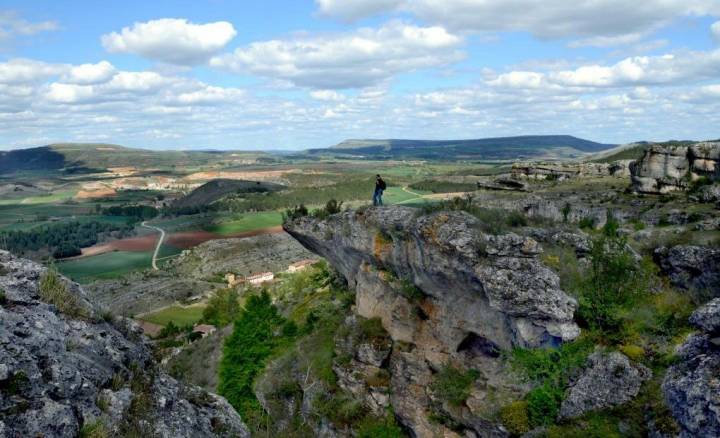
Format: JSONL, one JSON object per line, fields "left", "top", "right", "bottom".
{"left": 246, "top": 271, "right": 274, "bottom": 285}
{"left": 192, "top": 324, "right": 216, "bottom": 338}
{"left": 287, "top": 259, "right": 318, "bottom": 273}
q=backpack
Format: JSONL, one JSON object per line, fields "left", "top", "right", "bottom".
{"left": 378, "top": 179, "right": 387, "bottom": 190}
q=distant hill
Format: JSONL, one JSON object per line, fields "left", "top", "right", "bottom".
{"left": 0, "top": 143, "right": 267, "bottom": 174}
{"left": 308, "top": 135, "right": 616, "bottom": 161}
{"left": 172, "top": 179, "right": 284, "bottom": 210}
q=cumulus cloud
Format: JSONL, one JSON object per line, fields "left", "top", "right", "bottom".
{"left": 712, "top": 21, "right": 720, "bottom": 41}
{"left": 310, "top": 90, "right": 346, "bottom": 101}
{"left": 210, "top": 21, "right": 463, "bottom": 89}
{"left": 489, "top": 49, "right": 720, "bottom": 89}
{"left": 101, "top": 18, "right": 237, "bottom": 65}
{"left": 0, "top": 58, "right": 67, "bottom": 84}
{"left": 317, "top": 0, "right": 720, "bottom": 45}
{"left": 62, "top": 61, "right": 116, "bottom": 85}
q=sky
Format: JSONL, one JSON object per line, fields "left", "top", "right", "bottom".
{"left": 1, "top": 0, "right": 719, "bottom": 150}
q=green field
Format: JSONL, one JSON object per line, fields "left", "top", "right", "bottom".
{"left": 57, "top": 251, "right": 152, "bottom": 283}
{"left": 205, "top": 211, "right": 283, "bottom": 235}
{"left": 139, "top": 305, "right": 206, "bottom": 326}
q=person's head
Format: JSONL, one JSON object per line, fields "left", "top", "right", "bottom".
{"left": 376, "top": 174, "right": 381, "bottom": 179}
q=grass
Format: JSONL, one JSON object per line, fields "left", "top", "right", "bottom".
{"left": 57, "top": 251, "right": 152, "bottom": 283}
{"left": 139, "top": 304, "right": 206, "bottom": 326}
{"left": 205, "top": 211, "right": 283, "bottom": 235}
{"left": 38, "top": 268, "right": 87, "bottom": 318}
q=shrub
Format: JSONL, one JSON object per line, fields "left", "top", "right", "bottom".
{"left": 359, "top": 317, "right": 388, "bottom": 343}
{"left": 315, "top": 391, "right": 367, "bottom": 426}
{"left": 578, "top": 216, "right": 596, "bottom": 229}
{"left": 313, "top": 199, "right": 344, "bottom": 220}
{"left": 430, "top": 365, "right": 480, "bottom": 406}
{"left": 79, "top": 419, "right": 109, "bottom": 438}
{"left": 619, "top": 345, "right": 645, "bottom": 362}
{"left": 357, "top": 411, "right": 406, "bottom": 438}
{"left": 506, "top": 211, "right": 528, "bottom": 227}
{"left": 562, "top": 203, "right": 571, "bottom": 223}
{"left": 399, "top": 279, "right": 424, "bottom": 301}
{"left": 500, "top": 400, "right": 530, "bottom": 436}
{"left": 218, "top": 291, "right": 294, "bottom": 429}
{"left": 526, "top": 383, "right": 563, "bottom": 427}
{"left": 284, "top": 204, "right": 308, "bottom": 222}
{"left": 39, "top": 268, "right": 87, "bottom": 318}
{"left": 202, "top": 288, "right": 240, "bottom": 327}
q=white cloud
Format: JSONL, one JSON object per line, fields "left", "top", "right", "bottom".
{"left": 712, "top": 21, "right": 720, "bottom": 41}
{"left": 317, "top": 0, "right": 720, "bottom": 45}
{"left": 310, "top": 90, "right": 346, "bottom": 101}
{"left": 489, "top": 49, "right": 720, "bottom": 89}
{"left": 0, "top": 11, "right": 58, "bottom": 43}
{"left": 316, "top": 0, "right": 403, "bottom": 21}
{"left": 62, "top": 61, "right": 116, "bottom": 85}
{"left": 210, "top": 21, "right": 463, "bottom": 89}
{"left": 101, "top": 18, "right": 237, "bottom": 65}
{"left": 0, "top": 59, "right": 66, "bottom": 84}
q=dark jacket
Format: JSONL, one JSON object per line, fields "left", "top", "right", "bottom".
{"left": 375, "top": 178, "right": 386, "bottom": 191}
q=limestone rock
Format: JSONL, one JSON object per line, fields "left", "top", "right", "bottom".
{"left": 663, "top": 299, "right": 720, "bottom": 437}
{"left": 630, "top": 141, "right": 720, "bottom": 194}
{"left": 559, "top": 351, "right": 651, "bottom": 419}
{"left": 654, "top": 245, "right": 720, "bottom": 298}
{"left": 0, "top": 250, "right": 249, "bottom": 438}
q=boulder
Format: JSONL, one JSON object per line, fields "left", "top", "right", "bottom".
{"left": 559, "top": 351, "right": 651, "bottom": 419}
{"left": 663, "top": 299, "right": 720, "bottom": 437}
{"left": 654, "top": 245, "right": 720, "bottom": 298}
{"left": 0, "top": 250, "right": 249, "bottom": 438}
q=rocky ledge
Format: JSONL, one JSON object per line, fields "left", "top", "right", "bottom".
{"left": 0, "top": 250, "right": 249, "bottom": 438}
{"left": 284, "top": 206, "right": 579, "bottom": 435}
{"left": 630, "top": 141, "right": 720, "bottom": 194}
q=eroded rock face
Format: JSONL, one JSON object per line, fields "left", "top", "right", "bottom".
{"left": 663, "top": 299, "right": 720, "bottom": 438}
{"left": 284, "top": 207, "right": 579, "bottom": 351}
{"left": 654, "top": 245, "right": 720, "bottom": 299}
{"left": 284, "top": 206, "right": 579, "bottom": 436}
{"left": 0, "top": 250, "right": 249, "bottom": 438}
{"left": 559, "top": 350, "right": 651, "bottom": 419}
{"left": 630, "top": 142, "right": 720, "bottom": 194}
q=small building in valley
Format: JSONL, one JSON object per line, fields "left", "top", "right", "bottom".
{"left": 225, "top": 273, "right": 244, "bottom": 288}
{"left": 287, "top": 259, "right": 318, "bottom": 273}
{"left": 246, "top": 271, "right": 274, "bottom": 285}
{"left": 192, "top": 324, "right": 216, "bottom": 338}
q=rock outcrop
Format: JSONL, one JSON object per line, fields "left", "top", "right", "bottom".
{"left": 559, "top": 350, "right": 651, "bottom": 419}
{"left": 654, "top": 245, "right": 720, "bottom": 299}
{"left": 511, "top": 161, "right": 629, "bottom": 181}
{"left": 0, "top": 250, "right": 249, "bottom": 438}
{"left": 663, "top": 298, "right": 720, "bottom": 438}
{"left": 284, "top": 206, "right": 579, "bottom": 436}
{"left": 630, "top": 141, "right": 720, "bottom": 194}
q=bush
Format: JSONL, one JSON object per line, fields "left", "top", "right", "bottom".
{"left": 79, "top": 419, "right": 109, "bottom": 438}
{"left": 39, "top": 268, "right": 87, "bottom": 318}
{"left": 315, "top": 391, "right": 368, "bottom": 426}
{"left": 284, "top": 204, "right": 308, "bottom": 222}
{"left": 526, "top": 383, "right": 563, "bottom": 427}
{"left": 313, "top": 199, "right": 344, "bottom": 220}
{"left": 218, "top": 291, "right": 295, "bottom": 429}
{"left": 359, "top": 317, "right": 388, "bottom": 343}
{"left": 619, "top": 345, "right": 645, "bottom": 362}
{"left": 430, "top": 365, "right": 480, "bottom": 406}
{"left": 202, "top": 288, "right": 240, "bottom": 327}
{"left": 500, "top": 400, "right": 530, "bottom": 436}
{"left": 578, "top": 216, "right": 596, "bottom": 229}
{"left": 357, "top": 411, "right": 406, "bottom": 437}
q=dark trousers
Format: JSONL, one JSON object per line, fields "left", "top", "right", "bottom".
{"left": 373, "top": 189, "right": 384, "bottom": 206}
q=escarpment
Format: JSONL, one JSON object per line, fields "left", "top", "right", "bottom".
{"left": 630, "top": 141, "right": 720, "bottom": 194}
{"left": 0, "top": 250, "right": 249, "bottom": 438}
{"left": 284, "top": 206, "right": 579, "bottom": 435}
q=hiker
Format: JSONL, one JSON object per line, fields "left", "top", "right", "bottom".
{"left": 373, "top": 174, "right": 386, "bottom": 206}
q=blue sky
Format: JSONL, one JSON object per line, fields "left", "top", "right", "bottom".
{"left": 1, "top": 0, "right": 719, "bottom": 150}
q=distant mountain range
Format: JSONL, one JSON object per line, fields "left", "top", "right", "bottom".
{"left": 0, "top": 143, "right": 266, "bottom": 174}
{"left": 308, "top": 135, "right": 617, "bottom": 160}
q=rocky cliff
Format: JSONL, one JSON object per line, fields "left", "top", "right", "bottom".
{"left": 630, "top": 141, "right": 720, "bottom": 194}
{"left": 0, "top": 250, "right": 249, "bottom": 438}
{"left": 284, "top": 206, "right": 579, "bottom": 436}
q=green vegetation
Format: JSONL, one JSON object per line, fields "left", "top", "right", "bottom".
{"left": 421, "top": 195, "right": 541, "bottom": 234}
{"left": 140, "top": 305, "right": 206, "bottom": 327}
{"left": 103, "top": 204, "right": 158, "bottom": 221}
{"left": 79, "top": 419, "right": 109, "bottom": 438}
{"left": 500, "top": 400, "right": 530, "bottom": 435}
{"left": 409, "top": 180, "right": 477, "bottom": 193}
{"left": 0, "top": 220, "right": 134, "bottom": 258}
{"left": 218, "top": 291, "right": 296, "bottom": 428}
{"left": 38, "top": 267, "right": 87, "bottom": 318}
{"left": 201, "top": 288, "right": 240, "bottom": 327}
{"left": 430, "top": 365, "right": 481, "bottom": 407}
{"left": 58, "top": 251, "right": 152, "bottom": 283}
{"left": 204, "top": 211, "right": 283, "bottom": 235}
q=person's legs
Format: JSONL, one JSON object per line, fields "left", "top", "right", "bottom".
{"left": 372, "top": 189, "right": 379, "bottom": 206}
{"left": 378, "top": 189, "right": 384, "bottom": 206}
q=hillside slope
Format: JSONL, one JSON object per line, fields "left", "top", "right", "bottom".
{"left": 172, "top": 179, "right": 285, "bottom": 209}
{"left": 309, "top": 135, "right": 616, "bottom": 160}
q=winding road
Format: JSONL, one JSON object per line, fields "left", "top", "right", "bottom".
{"left": 141, "top": 221, "right": 165, "bottom": 270}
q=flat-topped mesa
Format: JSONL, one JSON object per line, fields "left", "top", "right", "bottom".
{"left": 284, "top": 206, "right": 579, "bottom": 355}
{"left": 630, "top": 141, "right": 720, "bottom": 194}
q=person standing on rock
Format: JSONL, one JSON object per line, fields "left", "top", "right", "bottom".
{"left": 373, "top": 174, "right": 386, "bottom": 206}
